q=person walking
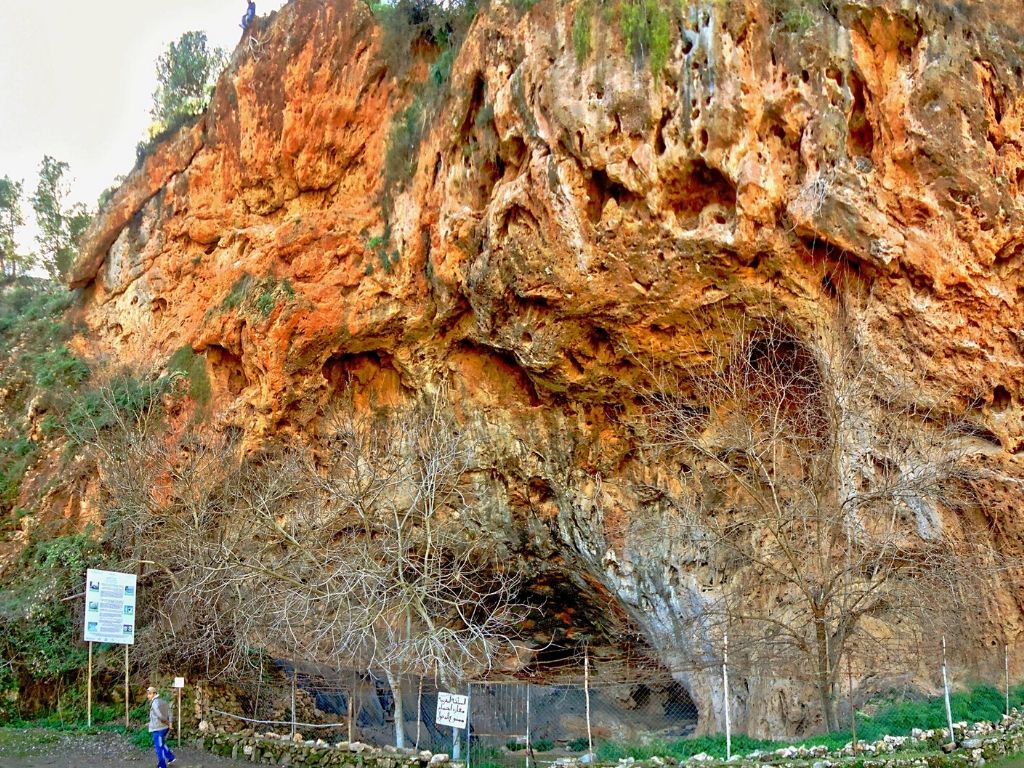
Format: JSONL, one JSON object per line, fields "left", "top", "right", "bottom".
{"left": 146, "top": 685, "right": 177, "bottom": 767}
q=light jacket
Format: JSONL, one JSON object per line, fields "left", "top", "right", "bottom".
{"left": 148, "top": 695, "right": 173, "bottom": 732}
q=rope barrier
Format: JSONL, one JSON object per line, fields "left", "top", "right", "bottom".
{"left": 208, "top": 706, "right": 348, "bottom": 730}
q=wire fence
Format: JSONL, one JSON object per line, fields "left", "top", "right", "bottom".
{"left": 189, "top": 641, "right": 1021, "bottom": 765}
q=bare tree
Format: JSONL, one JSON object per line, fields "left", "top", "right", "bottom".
{"left": 84, "top": 382, "right": 527, "bottom": 746}
{"left": 278, "top": 393, "right": 528, "bottom": 747}
{"left": 637, "top": 316, "right": 997, "bottom": 732}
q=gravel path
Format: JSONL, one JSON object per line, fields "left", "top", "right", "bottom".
{"left": 0, "top": 727, "right": 245, "bottom": 767}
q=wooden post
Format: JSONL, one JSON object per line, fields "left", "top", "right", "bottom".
{"left": 415, "top": 677, "right": 423, "bottom": 750}
{"left": 291, "top": 667, "right": 297, "bottom": 739}
{"left": 1006, "top": 644, "right": 1011, "bottom": 717}
{"left": 87, "top": 642, "right": 93, "bottom": 728}
{"left": 723, "top": 632, "right": 731, "bottom": 761}
{"left": 124, "top": 644, "right": 130, "bottom": 729}
{"left": 942, "top": 637, "right": 955, "bottom": 745}
{"left": 847, "top": 655, "right": 858, "bottom": 755}
{"left": 348, "top": 671, "right": 356, "bottom": 743}
{"left": 584, "top": 648, "right": 594, "bottom": 760}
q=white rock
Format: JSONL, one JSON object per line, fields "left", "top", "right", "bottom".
{"left": 429, "top": 753, "right": 450, "bottom": 765}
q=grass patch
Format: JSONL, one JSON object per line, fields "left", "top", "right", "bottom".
{"left": 592, "top": 684, "right": 1024, "bottom": 761}
{"left": 215, "top": 272, "right": 296, "bottom": 319}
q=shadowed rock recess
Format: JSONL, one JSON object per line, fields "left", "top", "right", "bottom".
{"left": 67, "top": 0, "right": 1023, "bottom": 739}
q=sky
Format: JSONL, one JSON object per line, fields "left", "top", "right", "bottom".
{"left": 0, "top": 0, "right": 289, "bottom": 253}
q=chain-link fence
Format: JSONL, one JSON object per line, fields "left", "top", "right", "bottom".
{"left": 197, "top": 660, "right": 698, "bottom": 762}
{"left": 193, "top": 641, "right": 1021, "bottom": 765}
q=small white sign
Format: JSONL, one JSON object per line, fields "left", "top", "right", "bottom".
{"left": 83, "top": 568, "right": 138, "bottom": 645}
{"left": 435, "top": 692, "right": 469, "bottom": 729}
{"left": 173, "top": 677, "right": 186, "bottom": 689}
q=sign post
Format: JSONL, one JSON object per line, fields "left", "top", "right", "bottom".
{"left": 173, "top": 677, "right": 185, "bottom": 744}
{"left": 435, "top": 692, "right": 469, "bottom": 759}
{"left": 87, "top": 642, "right": 93, "bottom": 727}
{"left": 82, "top": 569, "right": 138, "bottom": 729}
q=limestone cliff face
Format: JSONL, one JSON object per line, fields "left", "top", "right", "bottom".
{"left": 70, "top": 0, "right": 1024, "bottom": 737}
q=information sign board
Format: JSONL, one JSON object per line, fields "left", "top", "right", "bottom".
{"left": 435, "top": 692, "right": 469, "bottom": 729}
{"left": 83, "top": 568, "right": 138, "bottom": 645}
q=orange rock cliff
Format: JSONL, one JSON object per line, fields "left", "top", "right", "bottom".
{"left": 64, "top": 0, "right": 1024, "bottom": 737}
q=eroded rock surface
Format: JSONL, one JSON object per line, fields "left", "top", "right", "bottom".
{"left": 70, "top": 0, "right": 1024, "bottom": 737}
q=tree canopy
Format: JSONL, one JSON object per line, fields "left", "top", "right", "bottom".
{"left": 30, "top": 156, "right": 91, "bottom": 283}
{"left": 150, "top": 30, "right": 226, "bottom": 131}
{"left": 0, "top": 176, "right": 31, "bottom": 279}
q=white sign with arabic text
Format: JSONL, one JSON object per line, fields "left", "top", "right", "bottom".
{"left": 435, "top": 692, "right": 469, "bottom": 729}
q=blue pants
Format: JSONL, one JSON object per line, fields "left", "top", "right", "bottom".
{"left": 151, "top": 728, "right": 175, "bottom": 768}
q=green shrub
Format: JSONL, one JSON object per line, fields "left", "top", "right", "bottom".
{"left": 59, "top": 374, "right": 169, "bottom": 444}
{"left": 0, "top": 531, "right": 106, "bottom": 704}
{"left": 620, "top": 0, "right": 671, "bottom": 80}
{"left": 215, "top": 272, "right": 295, "bottom": 319}
{"left": 506, "top": 739, "right": 526, "bottom": 751}
{"left": 532, "top": 739, "right": 554, "bottom": 752}
{"left": 384, "top": 97, "right": 427, "bottom": 196}
{"left": 32, "top": 346, "right": 89, "bottom": 389}
{"left": 573, "top": 1, "right": 593, "bottom": 65}
{"left": 567, "top": 737, "right": 590, "bottom": 751}
{"left": 167, "top": 345, "right": 211, "bottom": 406}
{"left": 0, "top": 437, "right": 37, "bottom": 514}
{"left": 768, "top": 0, "right": 814, "bottom": 33}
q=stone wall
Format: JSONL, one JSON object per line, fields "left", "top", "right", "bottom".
{"left": 197, "top": 730, "right": 453, "bottom": 767}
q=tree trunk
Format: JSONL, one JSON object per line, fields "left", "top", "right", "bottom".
{"left": 815, "top": 616, "right": 837, "bottom": 732}
{"left": 387, "top": 670, "right": 406, "bottom": 748}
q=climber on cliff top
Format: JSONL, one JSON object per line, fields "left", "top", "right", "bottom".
{"left": 241, "top": 0, "right": 256, "bottom": 32}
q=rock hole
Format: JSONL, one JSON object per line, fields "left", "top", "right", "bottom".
{"left": 585, "top": 167, "right": 642, "bottom": 224}
{"left": 699, "top": 128, "right": 709, "bottom": 150}
{"left": 992, "top": 385, "right": 1012, "bottom": 412}
{"left": 827, "top": 66, "right": 844, "bottom": 87}
{"left": 654, "top": 110, "right": 671, "bottom": 155}
{"left": 206, "top": 344, "right": 248, "bottom": 397}
{"left": 663, "top": 158, "right": 736, "bottom": 221}
{"left": 846, "top": 69, "right": 875, "bottom": 157}
{"left": 821, "top": 271, "right": 838, "bottom": 299}
{"left": 681, "top": 37, "right": 693, "bottom": 55}
{"left": 800, "top": 69, "right": 810, "bottom": 84}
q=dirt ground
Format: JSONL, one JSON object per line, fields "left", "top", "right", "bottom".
{"left": 0, "top": 727, "right": 245, "bottom": 767}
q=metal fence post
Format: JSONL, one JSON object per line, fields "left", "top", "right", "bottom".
{"left": 291, "top": 666, "right": 297, "bottom": 740}
{"left": 723, "top": 632, "right": 731, "bottom": 761}
{"left": 942, "top": 637, "right": 955, "bottom": 745}
{"left": 1006, "top": 644, "right": 1011, "bottom": 717}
